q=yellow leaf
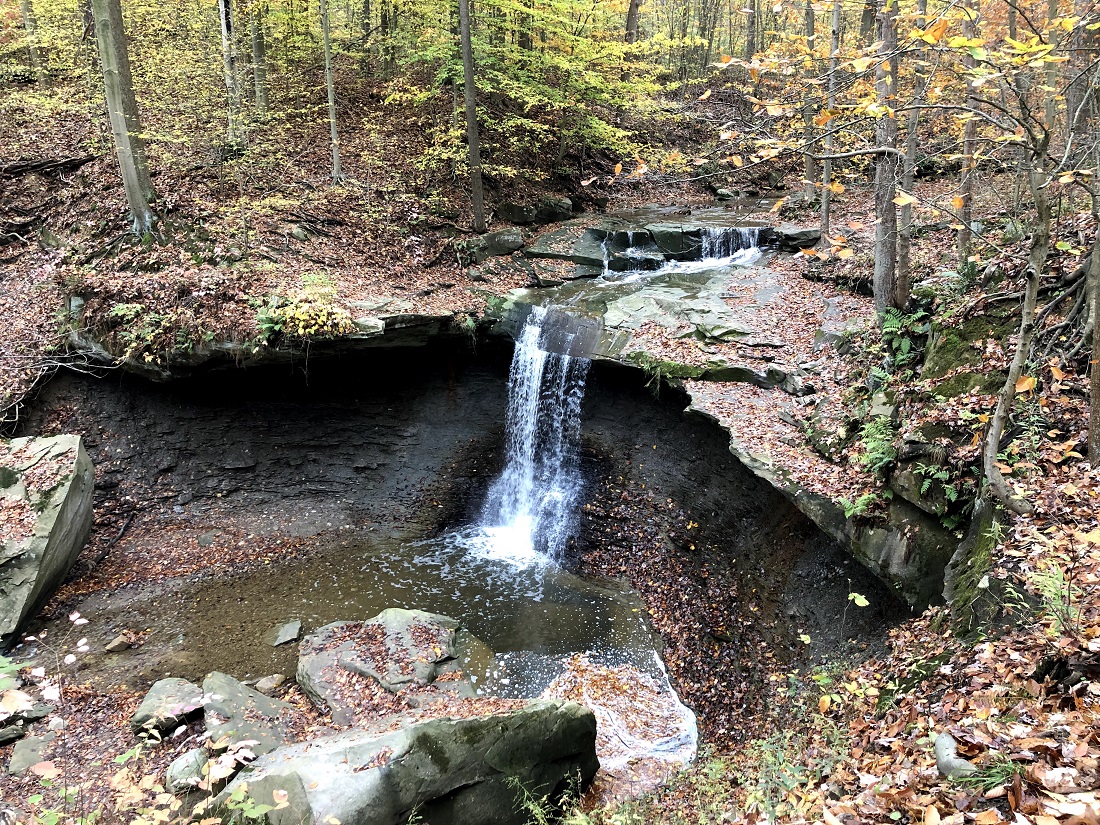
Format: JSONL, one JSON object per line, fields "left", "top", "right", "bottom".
{"left": 731, "top": 155, "right": 743, "bottom": 167}
{"left": 1015, "top": 375, "right": 1036, "bottom": 393}
{"left": 951, "top": 196, "right": 965, "bottom": 210}
{"left": 613, "top": 162, "right": 622, "bottom": 176}
{"left": 1049, "top": 364, "right": 1064, "bottom": 380}
{"left": 814, "top": 110, "right": 834, "bottom": 126}
{"left": 770, "top": 197, "right": 786, "bottom": 213}
{"left": 827, "top": 181, "right": 845, "bottom": 194}
{"left": 819, "top": 695, "right": 831, "bottom": 713}
{"left": 766, "top": 103, "right": 787, "bottom": 116}
{"left": 697, "top": 89, "right": 712, "bottom": 101}
{"left": 851, "top": 56, "right": 874, "bottom": 72}
{"left": 1058, "top": 173, "right": 1075, "bottom": 184}
{"left": 893, "top": 191, "right": 917, "bottom": 206}
{"left": 924, "top": 804, "right": 941, "bottom": 825}
{"left": 835, "top": 247, "right": 855, "bottom": 259}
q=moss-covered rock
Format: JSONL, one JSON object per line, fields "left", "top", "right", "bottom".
{"left": 922, "top": 312, "right": 1016, "bottom": 397}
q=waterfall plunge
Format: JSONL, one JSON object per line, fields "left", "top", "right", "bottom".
{"left": 476, "top": 306, "right": 590, "bottom": 564}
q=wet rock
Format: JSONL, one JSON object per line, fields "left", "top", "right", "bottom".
{"left": 715, "top": 189, "right": 736, "bottom": 200}
{"left": 216, "top": 700, "right": 599, "bottom": 825}
{"left": 0, "top": 725, "right": 26, "bottom": 746}
{"left": 265, "top": 620, "right": 301, "bottom": 647}
{"left": 7, "top": 732, "right": 55, "bottom": 775}
{"left": 131, "top": 678, "right": 204, "bottom": 734}
{"left": 772, "top": 223, "right": 821, "bottom": 251}
{"left": 0, "top": 436, "right": 95, "bottom": 648}
{"left": 202, "top": 671, "right": 291, "bottom": 756}
{"left": 166, "top": 746, "right": 209, "bottom": 794}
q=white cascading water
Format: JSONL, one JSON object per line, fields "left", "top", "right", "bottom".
{"left": 476, "top": 306, "right": 590, "bottom": 564}
{"left": 701, "top": 226, "right": 760, "bottom": 259}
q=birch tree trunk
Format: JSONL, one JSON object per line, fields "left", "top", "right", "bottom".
{"left": 459, "top": 0, "right": 486, "bottom": 232}
{"left": 250, "top": 2, "right": 268, "bottom": 116}
{"left": 90, "top": 0, "right": 157, "bottom": 233}
{"left": 872, "top": 0, "right": 900, "bottom": 315}
{"left": 896, "top": 0, "right": 928, "bottom": 304}
{"left": 819, "top": 0, "right": 842, "bottom": 240}
{"left": 19, "top": 0, "right": 47, "bottom": 87}
{"left": 320, "top": 0, "right": 344, "bottom": 181}
{"left": 219, "top": 0, "right": 245, "bottom": 146}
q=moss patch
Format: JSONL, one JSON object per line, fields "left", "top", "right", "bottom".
{"left": 923, "top": 312, "right": 1016, "bottom": 397}
{"left": 0, "top": 466, "right": 17, "bottom": 489}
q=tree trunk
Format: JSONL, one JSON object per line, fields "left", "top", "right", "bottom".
{"left": 218, "top": 0, "right": 245, "bottom": 146}
{"left": 1088, "top": 178, "right": 1100, "bottom": 464}
{"left": 801, "top": 0, "right": 816, "bottom": 201}
{"left": 743, "top": 0, "right": 756, "bottom": 60}
{"left": 625, "top": 0, "right": 640, "bottom": 43}
{"left": 872, "top": 0, "right": 900, "bottom": 315}
{"left": 859, "top": 0, "right": 877, "bottom": 42}
{"left": 251, "top": 2, "right": 268, "bottom": 116}
{"left": 19, "top": 0, "right": 47, "bottom": 87}
{"left": 819, "top": 0, "right": 842, "bottom": 241}
{"left": 982, "top": 170, "right": 1048, "bottom": 515}
{"left": 957, "top": 0, "right": 980, "bottom": 259}
{"left": 320, "top": 0, "right": 344, "bottom": 181}
{"left": 897, "top": 0, "right": 928, "bottom": 305}
{"left": 90, "top": 0, "right": 156, "bottom": 233}
{"left": 1089, "top": 225, "right": 1100, "bottom": 463}
{"left": 459, "top": 0, "right": 486, "bottom": 232}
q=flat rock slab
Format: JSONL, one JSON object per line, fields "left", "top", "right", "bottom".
{"left": 7, "top": 732, "right": 55, "bottom": 775}
{"left": 217, "top": 699, "right": 599, "bottom": 825}
{"left": 130, "top": 677, "right": 204, "bottom": 734}
{"left": 297, "top": 609, "right": 487, "bottom": 726}
{"left": 203, "top": 671, "right": 292, "bottom": 756}
{"left": 265, "top": 620, "right": 301, "bottom": 647}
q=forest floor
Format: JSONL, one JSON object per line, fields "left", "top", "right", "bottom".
{"left": 2, "top": 80, "right": 1100, "bottom": 825}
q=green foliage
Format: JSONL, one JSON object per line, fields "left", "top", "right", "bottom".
{"left": 858, "top": 416, "right": 897, "bottom": 477}
{"left": 954, "top": 755, "right": 1026, "bottom": 791}
{"left": 1006, "top": 561, "right": 1082, "bottom": 637}
{"left": 255, "top": 294, "right": 355, "bottom": 345}
{"left": 881, "top": 308, "right": 930, "bottom": 372}
{"left": 839, "top": 492, "right": 880, "bottom": 519}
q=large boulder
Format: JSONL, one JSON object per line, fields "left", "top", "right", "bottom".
{"left": 130, "top": 677, "right": 204, "bottom": 734}
{"left": 297, "top": 609, "right": 485, "bottom": 725}
{"left": 472, "top": 229, "right": 525, "bottom": 263}
{"left": 217, "top": 700, "right": 598, "bottom": 825}
{"left": 1, "top": 436, "right": 94, "bottom": 648}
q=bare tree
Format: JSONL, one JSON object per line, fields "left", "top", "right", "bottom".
{"left": 459, "top": 0, "right": 486, "bottom": 232}
{"left": 218, "top": 0, "right": 246, "bottom": 146}
{"left": 320, "top": 0, "right": 344, "bottom": 181}
{"left": 872, "top": 0, "right": 902, "bottom": 314}
{"left": 90, "top": 0, "right": 157, "bottom": 233}
{"left": 19, "top": 0, "right": 46, "bottom": 87}
{"left": 818, "top": 0, "right": 842, "bottom": 239}
{"left": 250, "top": 1, "right": 268, "bottom": 116}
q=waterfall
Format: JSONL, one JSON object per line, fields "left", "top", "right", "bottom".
{"left": 700, "top": 226, "right": 760, "bottom": 260}
{"left": 477, "top": 306, "right": 590, "bottom": 563}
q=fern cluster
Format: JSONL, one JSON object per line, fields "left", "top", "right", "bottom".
{"left": 859, "top": 416, "right": 897, "bottom": 476}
